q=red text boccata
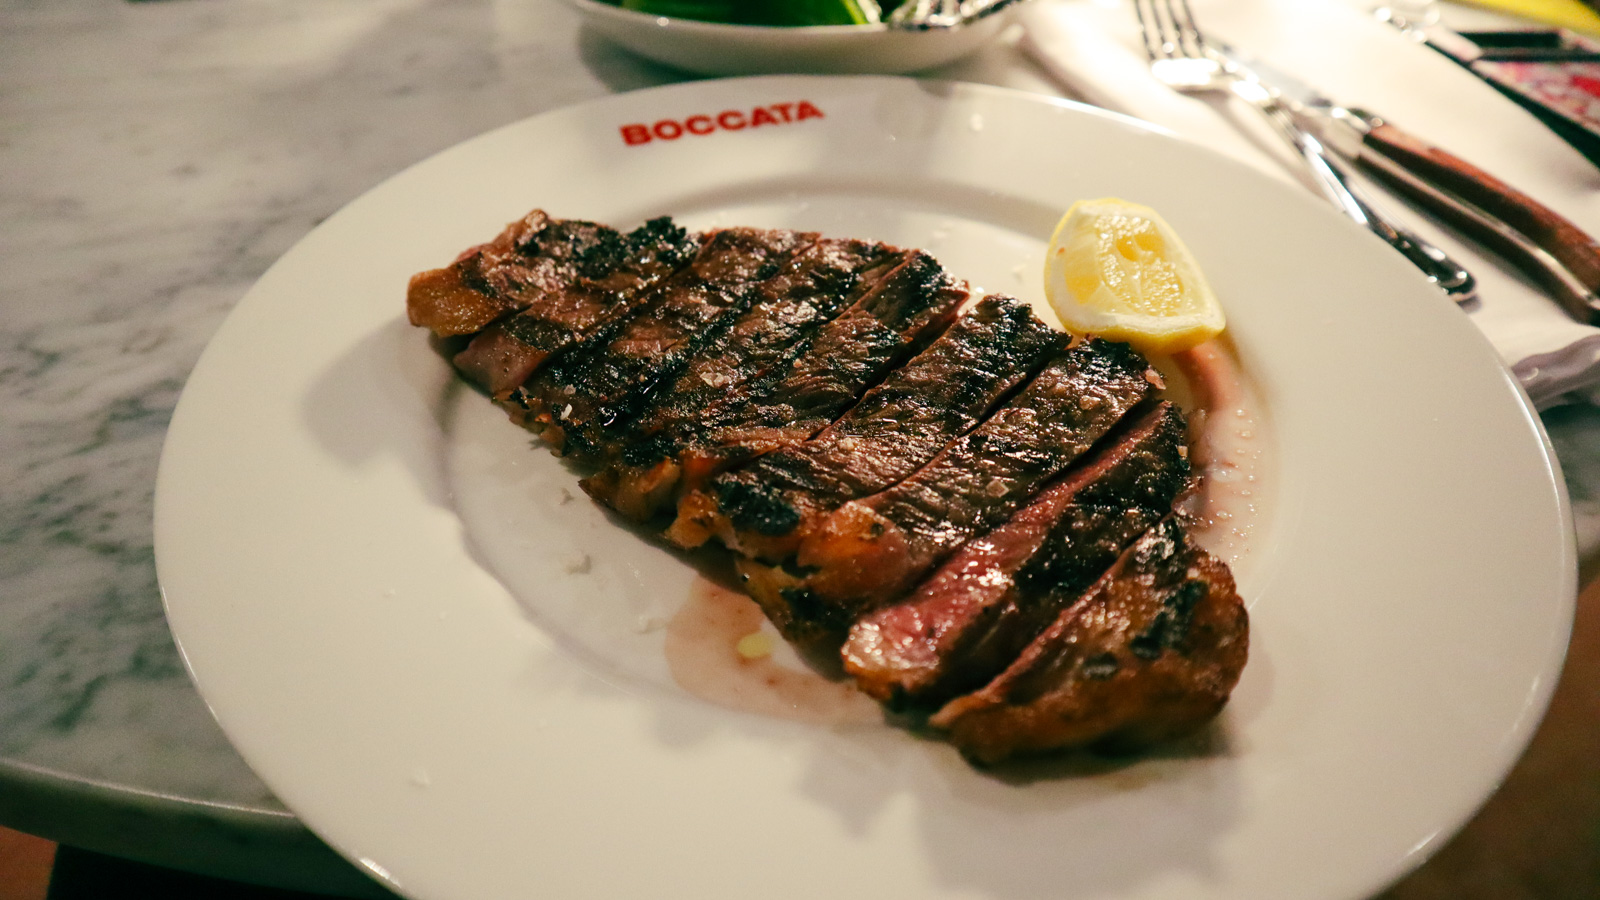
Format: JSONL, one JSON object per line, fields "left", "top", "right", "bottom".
{"left": 620, "top": 100, "right": 826, "bottom": 146}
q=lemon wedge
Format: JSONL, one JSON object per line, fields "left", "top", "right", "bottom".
{"left": 1043, "top": 198, "right": 1224, "bottom": 354}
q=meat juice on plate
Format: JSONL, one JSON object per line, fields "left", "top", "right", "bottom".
{"left": 1159, "top": 340, "right": 1270, "bottom": 571}
{"left": 666, "top": 577, "right": 880, "bottom": 725}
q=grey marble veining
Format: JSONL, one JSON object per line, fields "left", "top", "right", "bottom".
{"left": 0, "top": 0, "right": 684, "bottom": 883}
{"left": 3, "top": 0, "right": 1598, "bottom": 892}
{"left": 0, "top": 0, "right": 1044, "bottom": 885}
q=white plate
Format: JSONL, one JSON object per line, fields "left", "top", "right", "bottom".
{"left": 155, "top": 76, "right": 1575, "bottom": 900}
{"left": 565, "top": 0, "right": 1015, "bottom": 75}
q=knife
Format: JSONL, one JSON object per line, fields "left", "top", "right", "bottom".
{"left": 1218, "top": 43, "right": 1600, "bottom": 324}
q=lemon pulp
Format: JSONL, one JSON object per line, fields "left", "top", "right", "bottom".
{"left": 1044, "top": 198, "right": 1224, "bottom": 354}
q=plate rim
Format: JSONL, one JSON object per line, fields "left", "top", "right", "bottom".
{"left": 154, "top": 74, "right": 1578, "bottom": 900}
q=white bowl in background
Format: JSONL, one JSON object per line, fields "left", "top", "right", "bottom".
{"left": 566, "top": 0, "right": 1018, "bottom": 75}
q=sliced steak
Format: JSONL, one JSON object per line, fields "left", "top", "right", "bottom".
{"left": 663, "top": 251, "right": 967, "bottom": 544}
{"left": 432, "top": 215, "right": 699, "bottom": 396}
{"left": 408, "top": 211, "right": 1251, "bottom": 766}
{"left": 504, "top": 227, "right": 817, "bottom": 458}
{"left": 842, "top": 401, "right": 1191, "bottom": 706}
{"left": 695, "top": 296, "right": 1063, "bottom": 645}
{"left": 582, "top": 238, "right": 906, "bottom": 520}
{"left": 409, "top": 212, "right": 696, "bottom": 345}
{"left": 929, "top": 516, "right": 1248, "bottom": 765}
{"left": 408, "top": 210, "right": 604, "bottom": 338}
{"left": 791, "top": 338, "right": 1162, "bottom": 610}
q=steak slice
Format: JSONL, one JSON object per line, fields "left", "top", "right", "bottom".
{"left": 842, "top": 401, "right": 1191, "bottom": 707}
{"left": 929, "top": 516, "right": 1248, "bottom": 765}
{"left": 788, "top": 338, "right": 1162, "bottom": 610}
{"left": 431, "top": 215, "right": 700, "bottom": 396}
{"left": 697, "top": 296, "right": 1063, "bottom": 645}
{"left": 408, "top": 212, "right": 696, "bottom": 345}
{"left": 407, "top": 210, "right": 605, "bottom": 338}
{"left": 663, "top": 251, "right": 967, "bottom": 543}
{"left": 582, "top": 238, "right": 907, "bottom": 520}
{"left": 505, "top": 227, "right": 818, "bottom": 458}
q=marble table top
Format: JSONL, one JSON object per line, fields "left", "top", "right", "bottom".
{"left": 2, "top": 0, "right": 1596, "bottom": 896}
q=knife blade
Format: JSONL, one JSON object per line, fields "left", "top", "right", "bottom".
{"left": 1217, "top": 42, "right": 1600, "bottom": 324}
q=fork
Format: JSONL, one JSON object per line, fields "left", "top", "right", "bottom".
{"left": 1133, "top": 0, "right": 1476, "bottom": 301}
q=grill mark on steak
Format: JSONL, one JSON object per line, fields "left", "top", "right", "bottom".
{"left": 663, "top": 251, "right": 968, "bottom": 545}
{"left": 439, "top": 216, "right": 700, "bottom": 396}
{"left": 929, "top": 516, "right": 1249, "bottom": 765}
{"left": 506, "top": 227, "right": 818, "bottom": 458}
{"left": 407, "top": 210, "right": 602, "bottom": 338}
{"left": 582, "top": 239, "right": 907, "bottom": 520}
{"left": 706, "top": 295, "right": 1058, "bottom": 555}
{"left": 707, "top": 252, "right": 970, "bottom": 438}
{"left": 789, "top": 338, "right": 1162, "bottom": 613}
{"left": 409, "top": 212, "right": 696, "bottom": 346}
{"left": 842, "top": 401, "right": 1191, "bottom": 707}
{"left": 700, "top": 296, "right": 1063, "bottom": 646}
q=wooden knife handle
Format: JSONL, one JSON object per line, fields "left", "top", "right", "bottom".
{"left": 1364, "top": 119, "right": 1600, "bottom": 294}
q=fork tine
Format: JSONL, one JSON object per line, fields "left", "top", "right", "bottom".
{"left": 1138, "top": 0, "right": 1187, "bottom": 63}
{"left": 1134, "top": 0, "right": 1213, "bottom": 63}
{"left": 1141, "top": 0, "right": 1180, "bottom": 62}
{"left": 1132, "top": 0, "right": 1162, "bottom": 61}
{"left": 1168, "top": 0, "right": 1209, "bottom": 61}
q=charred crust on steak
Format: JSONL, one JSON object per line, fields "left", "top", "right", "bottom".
{"left": 519, "top": 227, "right": 819, "bottom": 461}
{"left": 790, "top": 337, "right": 1163, "bottom": 615}
{"left": 1129, "top": 579, "right": 1208, "bottom": 660}
{"left": 620, "top": 432, "right": 676, "bottom": 469}
{"left": 716, "top": 479, "right": 802, "bottom": 536}
{"left": 583, "top": 239, "right": 911, "bottom": 520}
{"left": 418, "top": 212, "right": 703, "bottom": 398}
{"left": 574, "top": 216, "right": 693, "bottom": 279}
{"left": 930, "top": 517, "right": 1248, "bottom": 765}
{"left": 691, "top": 295, "right": 1060, "bottom": 565}
{"left": 840, "top": 401, "right": 1192, "bottom": 708}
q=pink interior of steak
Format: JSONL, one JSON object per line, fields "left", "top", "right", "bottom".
{"left": 843, "top": 400, "right": 1193, "bottom": 708}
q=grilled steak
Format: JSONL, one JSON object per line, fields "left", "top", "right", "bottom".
{"left": 410, "top": 209, "right": 1251, "bottom": 766}
{"left": 582, "top": 238, "right": 907, "bottom": 520}
{"left": 504, "top": 227, "right": 817, "bottom": 458}
{"left": 410, "top": 213, "right": 698, "bottom": 392}
{"left": 663, "top": 251, "right": 967, "bottom": 544}
{"left": 408, "top": 210, "right": 608, "bottom": 338}
{"left": 787, "top": 338, "right": 1163, "bottom": 612}
{"left": 930, "top": 516, "right": 1248, "bottom": 764}
{"left": 842, "top": 401, "right": 1191, "bottom": 706}
{"left": 707, "top": 297, "right": 1063, "bottom": 646}
{"left": 684, "top": 295, "right": 1060, "bottom": 564}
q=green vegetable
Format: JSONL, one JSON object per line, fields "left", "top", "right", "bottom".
{"left": 613, "top": 0, "right": 893, "bottom": 26}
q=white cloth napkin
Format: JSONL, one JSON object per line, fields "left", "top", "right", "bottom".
{"left": 1015, "top": 0, "right": 1600, "bottom": 409}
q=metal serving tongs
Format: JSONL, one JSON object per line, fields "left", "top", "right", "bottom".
{"left": 1212, "top": 39, "right": 1600, "bottom": 325}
